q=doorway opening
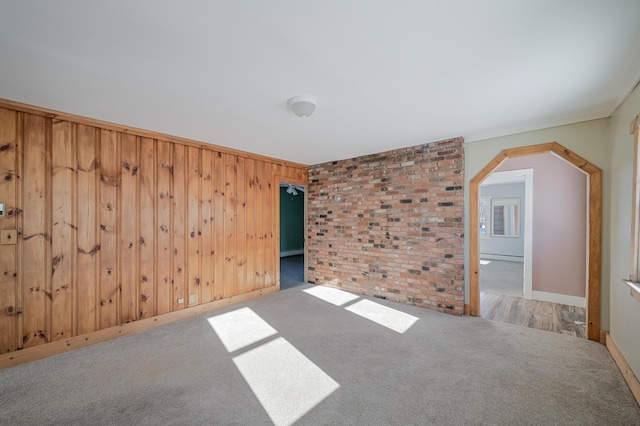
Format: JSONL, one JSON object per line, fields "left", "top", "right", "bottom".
{"left": 479, "top": 169, "right": 533, "bottom": 300}
{"left": 277, "top": 178, "right": 307, "bottom": 290}
{"left": 469, "top": 142, "right": 602, "bottom": 341}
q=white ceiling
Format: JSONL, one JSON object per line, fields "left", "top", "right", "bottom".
{"left": 1, "top": 1, "right": 639, "bottom": 165}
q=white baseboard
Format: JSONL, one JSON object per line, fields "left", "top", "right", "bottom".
{"left": 280, "top": 249, "right": 304, "bottom": 258}
{"left": 479, "top": 253, "right": 524, "bottom": 263}
{"left": 532, "top": 291, "right": 586, "bottom": 308}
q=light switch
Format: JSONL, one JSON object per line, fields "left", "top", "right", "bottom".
{"left": 1, "top": 229, "right": 17, "bottom": 245}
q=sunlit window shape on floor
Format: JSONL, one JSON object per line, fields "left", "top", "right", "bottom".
{"left": 345, "top": 299, "right": 419, "bottom": 334}
{"left": 207, "top": 307, "right": 277, "bottom": 352}
{"left": 303, "top": 285, "right": 360, "bottom": 306}
{"left": 480, "top": 259, "right": 491, "bottom": 265}
{"left": 233, "top": 337, "right": 340, "bottom": 426}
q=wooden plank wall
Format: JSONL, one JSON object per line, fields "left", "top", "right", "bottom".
{"left": 0, "top": 102, "right": 307, "bottom": 354}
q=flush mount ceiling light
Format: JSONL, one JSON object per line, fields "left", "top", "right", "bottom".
{"left": 287, "top": 96, "right": 318, "bottom": 118}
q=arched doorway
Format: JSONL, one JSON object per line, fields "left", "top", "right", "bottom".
{"left": 469, "top": 142, "right": 602, "bottom": 341}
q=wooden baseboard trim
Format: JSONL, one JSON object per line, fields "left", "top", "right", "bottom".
{"left": 606, "top": 332, "right": 640, "bottom": 406}
{"left": 0, "top": 286, "right": 278, "bottom": 370}
{"left": 463, "top": 303, "right": 480, "bottom": 316}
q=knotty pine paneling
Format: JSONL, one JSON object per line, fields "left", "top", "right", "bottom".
{"left": 172, "top": 143, "right": 187, "bottom": 311}
{"left": 187, "top": 146, "right": 200, "bottom": 307}
{"left": 156, "top": 140, "right": 173, "bottom": 315}
{"left": 200, "top": 149, "right": 213, "bottom": 304}
{"left": 119, "top": 133, "right": 138, "bottom": 324}
{"left": 0, "top": 102, "right": 307, "bottom": 355}
{"left": 0, "top": 108, "right": 18, "bottom": 353}
{"left": 99, "top": 129, "right": 118, "bottom": 328}
{"left": 139, "top": 137, "right": 155, "bottom": 319}
{"left": 255, "top": 160, "right": 266, "bottom": 289}
{"left": 22, "top": 113, "right": 49, "bottom": 348}
{"left": 51, "top": 119, "right": 74, "bottom": 341}
{"left": 244, "top": 158, "right": 256, "bottom": 293}
{"left": 212, "top": 151, "right": 225, "bottom": 300}
{"left": 76, "top": 124, "right": 99, "bottom": 335}
{"left": 262, "top": 161, "right": 275, "bottom": 287}
{"left": 224, "top": 153, "right": 237, "bottom": 298}
{"left": 236, "top": 156, "right": 247, "bottom": 296}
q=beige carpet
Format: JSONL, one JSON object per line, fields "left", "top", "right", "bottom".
{"left": 1, "top": 283, "right": 638, "bottom": 425}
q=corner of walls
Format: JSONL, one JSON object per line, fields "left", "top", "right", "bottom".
{"left": 608, "top": 80, "right": 640, "bottom": 379}
{"left": 307, "top": 137, "right": 465, "bottom": 315}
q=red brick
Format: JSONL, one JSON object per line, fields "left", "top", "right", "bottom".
{"left": 307, "top": 137, "right": 464, "bottom": 315}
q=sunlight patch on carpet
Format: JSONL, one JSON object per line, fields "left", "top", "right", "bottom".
{"left": 233, "top": 337, "right": 339, "bottom": 426}
{"left": 207, "top": 307, "right": 277, "bottom": 352}
{"left": 345, "top": 299, "right": 419, "bottom": 333}
{"left": 303, "top": 285, "right": 359, "bottom": 306}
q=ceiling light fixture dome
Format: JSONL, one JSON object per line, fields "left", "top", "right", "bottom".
{"left": 287, "top": 96, "right": 318, "bottom": 118}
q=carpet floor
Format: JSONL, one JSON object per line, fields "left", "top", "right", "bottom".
{"left": 1, "top": 282, "right": 638, "bottom": 425}
{"left": 280, "top": 254, "right": 305, "bottom": 290}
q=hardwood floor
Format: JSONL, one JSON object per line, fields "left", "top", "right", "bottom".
{"left": 479, "top": 259, "right": 586, "bottom": 338}
{"left": 481, "top": 291, "right": 586, "bottom": 338}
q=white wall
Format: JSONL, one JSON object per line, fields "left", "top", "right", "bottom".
{"left": 609, "top": 82, "right": 640, "bottom": 376}
{"left": 464, "top": 118, "right": 610, "bottom": 325}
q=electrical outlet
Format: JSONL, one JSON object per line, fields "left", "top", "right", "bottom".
{"left": 177, "top": 298, "right": 184, "bottom": 304}
{"left": 189, "top": 294, "right": 197, "bottom": 305}
{"left": 1, "top": 229, "right": 17, "bottom": 245}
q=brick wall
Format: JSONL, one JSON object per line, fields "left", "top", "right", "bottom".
{"left": 307, "top": 137, "right": 465, "bottom": 315}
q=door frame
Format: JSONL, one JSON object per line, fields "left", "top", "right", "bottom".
{"left": 275, "top": 175, "right": 308, "bottom": 290}
{"left": 469, "top": 142, "right": 602, "bottom": 341}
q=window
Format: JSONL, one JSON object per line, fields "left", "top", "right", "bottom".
{"left": 491, "top": 198, "right": 520, "bottom": 237}
{"left": 625, "top": 113, "right": 640, "bottom": 303}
